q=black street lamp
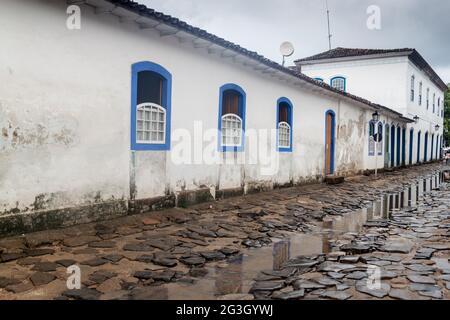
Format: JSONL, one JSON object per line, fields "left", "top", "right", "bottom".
{"left": 372, "top": 111, "right": 380, "bottom": 122}
{"left": 413, "top": 115, "right": 419, "bottom": 123}
{"left": 435, "top": 124, "right": 440, "bottom": 131}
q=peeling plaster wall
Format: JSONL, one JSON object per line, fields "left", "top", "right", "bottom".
{"left": 0, "top": 0, "right": 404, "bottom": 220}
{"left": 0, "top": 0, "right": 130, "bottom": 214}
{"left": 334, "top": 102, "right": 366, "bottom": 176}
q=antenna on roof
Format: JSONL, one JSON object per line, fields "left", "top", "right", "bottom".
{"left": 325, "top": 0, "right": 332, "bottom": 50}
{"left": 280, "top": 41, "right": 295, "bottom": 67}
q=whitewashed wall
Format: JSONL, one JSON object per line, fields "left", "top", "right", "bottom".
{"left": 0, "top": 0, "right": 404, "bottom": 216}
{"left": 299, "top": 54, "right": 445, "bottom": 166}
{"left": 300, "top": 56, "right": 410, "bottom": 114}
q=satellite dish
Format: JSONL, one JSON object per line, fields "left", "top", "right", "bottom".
{"left": 280, "top": 41, "right": 295, "bottom": 57}
{"left": 280, "top": 41, "right": 295, "bottom": 66}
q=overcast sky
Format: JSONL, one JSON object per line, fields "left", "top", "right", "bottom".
{"left": 140, "top": 0, "right": 450, "bottom": 84}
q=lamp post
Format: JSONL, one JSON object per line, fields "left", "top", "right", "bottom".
{"left": 372, "top": 111, "right": 380, "bottom": 178}
{"left": 435, "top": 124, "right": 440, "bottom": 131}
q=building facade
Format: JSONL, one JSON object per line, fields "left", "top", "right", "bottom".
{"left": 295, "top": 48, "right": 446, "bottom": 169}
{"left": 0, "top": 0, "right": 438, "bottom": 235}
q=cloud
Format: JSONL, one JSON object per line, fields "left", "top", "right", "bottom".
{"left": 142, "top": 0, "right": 450, "bottom": 83}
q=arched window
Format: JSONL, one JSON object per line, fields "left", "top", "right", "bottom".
{"left": 377, "top": 122, "right": 383, "bottom": 155}
{"left": 218, "top": 84, "right": 246, "bottom": 152}
{"left": 426, "top": 88, "right": 430, "bottom": 109}
{"left": 396, "top": 126, "right": 401, "bottom": 166}
{"left": 436, "top": 134, "right": 440, "bottom": 159}
{"left": 417, "top": 131, "right": 421, "bottom": 163}
{"left": 276, "top": 98, "right": 293, "bottom": 152}
{"left": 368, "top": 121, "right": 375, "bottom": 156}
{"left": 409, "top": 128, "right": 414, "bottom": 165}
{"left": 131, "top": 61, "right": 172, "bottom": 151}
{"left": 431, "top": 134, "right": 435, "bottom": 160}
{"left": 314, "top": 77, "right": 324, "bottom": 82}
{"left": 410, "top": 75, "right": 415, "bottom": 102}
{"left": 330, "top": 76, "right": 346, "bottom": 92}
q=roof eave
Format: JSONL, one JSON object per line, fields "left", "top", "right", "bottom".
{"left": 294, "top": 51, "right": 413, "bottom": 65}
{"left": 95, "top": 0, "right": 411, "bottom": 123}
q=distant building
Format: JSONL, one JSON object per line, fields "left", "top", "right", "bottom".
{"left": 295, "top": 47, "right": 446, "bottom": 167}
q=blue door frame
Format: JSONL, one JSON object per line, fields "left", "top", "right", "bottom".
{"left": 436, "top": 135, "right": 440, "bottom": 159}
{"left": 424, "top": 132, "right": 428, "bottom": 162}
{"left": 401, "top": 128, "right": 406, "bottom": 166}
{"left": 430, "top": 134, "right": 434, "bottom": 161}
{"left": 324, "top": 110, "right": 336, "bottom": 175}
{"left": 390, "top": 126, "right": 395, "bottom": 166}
{"left": 417, "top": 132, "right": 421, "bottom": 163}
{"left": 409, "top": 129, "right": 414, "bottom": 165}
{"left": 396, "top": 127, "right": 401, "bottom": 166}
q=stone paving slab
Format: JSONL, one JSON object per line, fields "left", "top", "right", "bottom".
{"left": 0, "top": 163, "right": 448, "bottom": 300}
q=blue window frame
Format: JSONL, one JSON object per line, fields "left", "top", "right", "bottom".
{"left": 314, "top": 77, "right": 324, "bottom": 82}
{"left": 424, "top": 131, "right": 428, "bottom": 162}
{"left": 276, "top": 97, "right": 293, "bottom": 152}
{"left": 430, "top": 134, "right": 434, "bottom": 160}
{"left": 409, "top": 128, "right": 414, "bottom": 165}
{"left": 330, "top": 76, "right": 346, "bottom": 92}
{"left": 218, "top": 83, "right": 246, "bottom": 152}
{"left": 436, "top": 134, "right": 440, "bottom": 159}
{"left": 390, "top": 125, "right": 395, "bottom": 167}
{"left": 401, "top": 127, "right": 406, "bottom": 165}
{"left": 417, "top": 131, "right": 421, "bottom": 163}
{"left": 368, "top": 121, "right": 375, "bottom": 156}
{"left": 377, "top": 122, "right": 383, "bottom": 155}
{"left": 131, "top": 61, "right": 172, "bottom": 151}
{"left": 396, "top": 126, "right": 401, "bottom": 166}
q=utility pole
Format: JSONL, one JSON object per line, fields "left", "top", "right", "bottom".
{"left": 325, "top": 0, "right": 332, "bottom": 50}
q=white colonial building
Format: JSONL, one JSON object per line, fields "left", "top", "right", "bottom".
{"left": 295, "top": 48, "right": 446, "bottom": 170}
{"left": 0, "top": 0, "right": 444, "bottom": 235}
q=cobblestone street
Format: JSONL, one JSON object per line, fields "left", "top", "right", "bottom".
{"left": 1, "top": 163, "right": 449, "bottom": 300}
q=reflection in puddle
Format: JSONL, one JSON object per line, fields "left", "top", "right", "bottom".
{"left": 273, "top": 241, "right": 290, "bottom": 270}
{"left": 166, "top": 172, "right": 442, "bottom": 300}
{"left": 215, "top": 254, "right": 244, "bottom": 295}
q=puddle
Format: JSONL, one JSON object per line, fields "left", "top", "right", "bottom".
{"left": 164, "top": 171, "right": 443, "bottom": 299}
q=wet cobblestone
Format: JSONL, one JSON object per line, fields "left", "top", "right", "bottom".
{"left": 0, "top": 163, "right": 449, "bottom": 300}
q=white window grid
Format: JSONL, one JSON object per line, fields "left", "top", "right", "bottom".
{"left": 278, "top": 121, "right": 291, "bottom": 148}
{"left": 331, "top": 78, "right": 345, "bottom": 91}
{"left": 136, "top": 103, "right": 166, "bottom": 144}
{"left": 221, "top": 113, "right": 242, "bottom": 147}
